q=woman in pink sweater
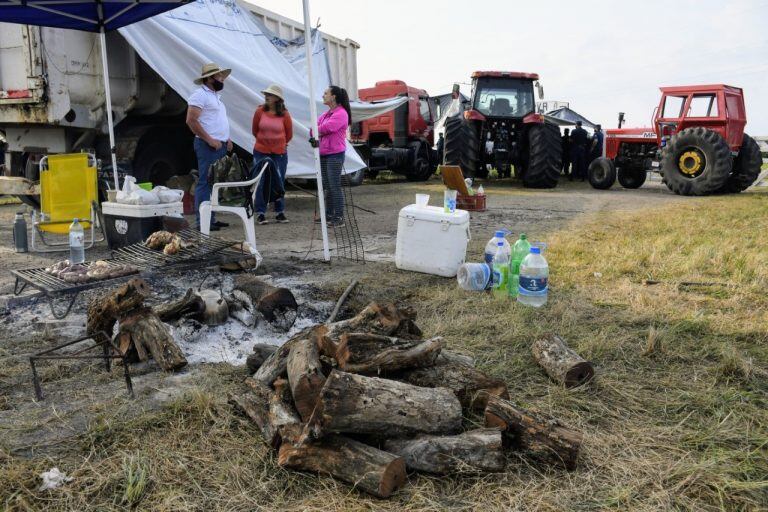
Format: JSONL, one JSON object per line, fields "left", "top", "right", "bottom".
{"left": 317, "top": 85, "right": 351, "bottom": 227}
{"left": 252, "top": 84, "right": 293, "bottom": 224}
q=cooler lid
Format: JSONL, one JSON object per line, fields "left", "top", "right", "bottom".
{"left": 101, "top": 201, "right": 183, "bottom": 218}
{"left": 399, "top": 205, "right": 470, "bottom": 225}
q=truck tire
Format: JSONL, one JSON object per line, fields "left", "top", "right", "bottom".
{"left": 617, "top": 167, "right": 647, "bottom": 189}
{"left": 661, "top": 127, "right": 731, "bottom": 196}
{"left": 342, "top": 168, "right": 366, "bottom": 187}
{"left": 16, "top": 153, "right": 40, "bottom": 208}
{"left": 588, "top": 157, "right": 616, "bottom": 189}
{"left": 523, "top": 123, "right": 561, "bottom": 188}
{"left": 405, "top": 141, "right": 433, "bottom": 181}
{"left": 719, "top": 133, "right": 762, "bottom": 193}
{"left": 443, "top": 116, "right": 485, "bottom": 179}
{"left": 133, "top": 141, "right": 184, "bottom": 185}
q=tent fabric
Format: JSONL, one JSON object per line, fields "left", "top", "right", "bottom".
{"left": 0, "top": 0, "right": 191, "bottom": 32}
{"left": 543, "top": 107, "right": 597, "bottom": 129}
{"left": 120, "top": 0, "right": 405, "bottom": 177}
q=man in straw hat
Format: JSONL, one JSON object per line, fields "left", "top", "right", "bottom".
{"left": 186, "top": 62, "right": 233, "bottom": 231}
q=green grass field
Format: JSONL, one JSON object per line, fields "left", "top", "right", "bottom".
{"left": 2, "top": 191, "right": 767, "bottom": 511}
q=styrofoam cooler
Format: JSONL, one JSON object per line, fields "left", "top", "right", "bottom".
{"left": 395, "top": 205, "right": 471, "bottom": 277}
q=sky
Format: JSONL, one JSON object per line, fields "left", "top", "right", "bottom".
{"left": 249, "top": 0, "right": 768, "bottom": 135}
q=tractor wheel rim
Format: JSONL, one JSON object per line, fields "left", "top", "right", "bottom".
{"left": 678, "top": 150, "right": 704, "bottom": 176}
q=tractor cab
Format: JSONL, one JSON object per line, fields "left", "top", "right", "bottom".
{"left": 653, "top": 85, "right": 746, "bottom": 152}
{"left": 470, "top": 73, "right": 537, "bottom": 119}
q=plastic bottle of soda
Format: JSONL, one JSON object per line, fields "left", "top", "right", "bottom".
{"left": 69, "top": 218, "right": 85, "bottom": 264}
{"left": 508, "top": 233, "right": 531, "bottom": 298}
{"left": 517, "top": 246, "right": 548, "bottom": 307}
{"left": 491, "top": 241, "right": 510, "bottom": 299}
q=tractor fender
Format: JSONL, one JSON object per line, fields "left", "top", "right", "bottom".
{"left": 522, "top": 113, "right": 545, "bottom": 124}
{"left": 464, "top": 109, "right": 486, "bottom": 122}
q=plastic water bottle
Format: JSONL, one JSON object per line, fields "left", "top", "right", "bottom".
{"left": 457, "top": 263, "right": 491, "bottom": 291}
{"left": 491, "top": 241, "right": 510, "bottom": 299}
{"left": 484, "top": 230, "right": 511, "bottom": 265}
{"left": 69, "top": 218, "right": 85, "bottom": 264}
{"left": 518, "top": 246, "right": 548, "bottom": 307}
{"left": 509, "top": 233, "right": 531, "bottom": 298}
{"left": 477, "top": 185, "right": 485, "bottom": 196}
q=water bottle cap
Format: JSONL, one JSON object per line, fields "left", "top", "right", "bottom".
{"left": 495, "top": 230, "right": 505, "bottom": 238}
{"left": 530, "top": 246, "right": 540, "bottom": 254}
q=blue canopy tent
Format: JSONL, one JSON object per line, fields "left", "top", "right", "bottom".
{"left": 0, "top": 0, "right": 192, "bottom": 189}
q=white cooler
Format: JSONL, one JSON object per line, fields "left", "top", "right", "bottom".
{"left": 395, "top": 205, "right": 471, "bottom": 277}
{"left": 101, "top": 201, "right": 184, "bottom": 249}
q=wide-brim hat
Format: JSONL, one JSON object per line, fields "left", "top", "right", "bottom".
{"left": 194, "top": 63, "right": 231, "bottom": 85}
{"left": 261, "top": 84, "right": 285, "bottom": 101}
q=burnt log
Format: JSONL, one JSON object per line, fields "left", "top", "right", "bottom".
{"left": 384, "top": 428, "right": 505, "bottom": 474}
{"left": 286, "top": 337, "right": 326, "bottom": 420}
{"left": 153, "top": 288, "right": 206, "bottom": 323}
{"left": 117, "top": 307, "right": 187, "bottom": 371}
{"left": 234, "top": 377, "right": 302, "bottom": 449}
{"left": 532, "top": 334, "right": 595, "bottom": 388}
{"left": 484, "top": 394, "right": 582, "bottom": 471}
{"left": 278, "top": 434, "right": 407, "bottom": 498}
{"left": 253, "top": 326, "right": 326, "bottom": 386}
{"left": 306, "top": 370, "right": 462, "bottom": 439}
{"left": 325, "top": 302, "right": 422, "bottom": 343}
{"left": 86, "top": 278, "right": 150, "bottom": 345}
{"left": 234, "top": 275, "right": 298, "bottom": 331}
{"left": 335, "top": 333, "right": 419, "bottom": 368}
{"left": 397, "top": 361, "right": 508, "bottom": 411}
{"left": 339, "top": 336, "right": 444, "bottom": 375}
{"left": 245, "top": 344, "right": 279, "bottom": 374}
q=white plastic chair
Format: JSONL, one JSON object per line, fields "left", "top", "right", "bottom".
{"left": 199, "top": 160, "right": 268, "bottom": 265}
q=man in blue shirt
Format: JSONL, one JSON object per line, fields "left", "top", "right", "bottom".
{"left": 570, "top": 121, "right": 589, "bottom": 181}
{"left": 590, "top": 124, "right": 604, "bottom": 165}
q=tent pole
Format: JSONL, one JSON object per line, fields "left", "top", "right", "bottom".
{"left": 99, "top": 28, "right": 120, "bottom": 191}
{"left": 301, "top": 0, "right": 330, "bottom": 262}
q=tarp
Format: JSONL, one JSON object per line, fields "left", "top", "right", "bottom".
{"left": 120, "top": 0, "right": 405, "bottom": 177}
{"left": 543, "top": 107, "right": 597, "bottom": 130}
{"left": 0, "top": 0, "right": 191, "bottom": 32}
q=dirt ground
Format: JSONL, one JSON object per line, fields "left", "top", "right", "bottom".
{"left": 0, "top": 173, "right": 712, "bottom": 509}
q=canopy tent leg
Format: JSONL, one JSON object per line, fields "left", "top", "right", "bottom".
{"left": 99, "top": 28, "right": 120, "bottom": 191}
{"left": 301, "top": 0, "right": 330, "bottom": 262}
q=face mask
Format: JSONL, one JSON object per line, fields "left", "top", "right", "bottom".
{"left": 211, "top": 79, "right": 224, "bottom": 91}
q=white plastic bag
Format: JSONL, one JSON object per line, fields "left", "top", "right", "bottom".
{"left": 152, "top": 186, "right": 184, "bottom": 204}
{"left": 116, "top": 176, "right": 160, "bottom": 205}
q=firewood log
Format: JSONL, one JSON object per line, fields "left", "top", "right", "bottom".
{"left": 484, "top": 394, "right": 582, "bottom": 470}
{"left": 396, "top": 361, "right": 508, "bottom": 411}
{"left": 233, "top": 377, "right": 302, "bottom": 449}
{"left": 278, "top": 434, "right": 407, "bottom": 498}
{"left": 117, "top": 307, "right": 187, "bottom": 371}
{"left": 234, "top": 275, "right": 298, "bottom": 331}
{"left": 335, "top": 333, "right": 419, "bottom": 368}
{"left": 153, "top": 288, "right": 206, "bottom": 322}
{"left": 246, "top": 344, "right": 279, "bottom": 374}
{"left": 435, "top": 350, "right": 475, "bottom": 367}
{"left": 340, "top": 337, "right": 444, "bottom": 375}
{"left": 324, "top": 302, "right": 422, "bottom": 343}
{"left": 384, "top": 428, "right": 505, "bottom": 474}
{"left": 253, "top": 325, "right": 326, "bottom": 386}
{"left": 86, "top": 278, "right": 150, "bottom": 345}
{"left": 286, "top": 337, "right": 326, "bottom": 420}
{"left": 532, "top": 334, "right": 595, "bottom": 388}
{"left": 306, "top": 370, "right": 462, "bottom": 439}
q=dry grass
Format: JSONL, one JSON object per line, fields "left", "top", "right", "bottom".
{"left": 2, "top": 192, "right": 767, "bottom": 511}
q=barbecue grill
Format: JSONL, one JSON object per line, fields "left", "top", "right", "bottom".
{"left": 12, "top": 229, "right": 253, "bottom": 318}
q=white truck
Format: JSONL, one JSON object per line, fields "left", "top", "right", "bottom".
{"left": 0, "top": 4, "right": 359, "bottom": 200}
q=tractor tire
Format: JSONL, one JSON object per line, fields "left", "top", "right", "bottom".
{"left": 523, "top": 123, "right": 561, "bottom": 188}
{"left": 588, "top": 157, "right": 616, "bottom": 189}
{"left": 660, "top": 127, "right": 731, "bottom": 196}
{"left": 617, "top": 167, "right": 647, "bottom": 189}
{"left": 443, "top": 116, "right": 485, "bottom": 179}
{"left": 719, "top": 133, "right": 762, "bottom": 193}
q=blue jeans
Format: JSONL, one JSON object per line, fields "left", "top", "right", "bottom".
{"left": 320, "top": 152, "right": 345, "bottom": 222}
{"left": 253, "top": 150, "right": 288, "bottom": 215}
{"left": 193, "top": 137, "right": 227, "bottom": 228}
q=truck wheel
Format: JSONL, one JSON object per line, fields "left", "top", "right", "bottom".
{"left": 342, "top": 168, "right": 366, "bottom": 187}
{"left": 523, "top": 123, "right": 561, "bottom": 188}
{"left": 588, "top": 157, "right": 616, "bottom": 189}
{"left": 617, "top": 167, "right": 647, "bottom": 189}
{"left": 443, "top": 116, "right": 484, "bottom": 179}
{"left": 405, "top": 141, "right": 434, "bottom": 181}
{"left": 719, "top": 133, "right": 762, "bottom": 193}
{"left": 661, "top": 127, "right": 731, "bottom": 196}
{"left": 133, "top": 141, "right": 184, "bottom": 185}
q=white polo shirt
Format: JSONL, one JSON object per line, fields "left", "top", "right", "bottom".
{"left": 188, "top": 85, "right": 230, "bottom": 142}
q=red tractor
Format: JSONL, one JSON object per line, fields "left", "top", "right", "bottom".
{"left": 443, "top": 71, "right": 561, "bottom": 188}
{"left": 351, "top": 80, "right": 437, "bottom": 181}
{"left": 589, "top": 84, "right": 762, "bottom": 195}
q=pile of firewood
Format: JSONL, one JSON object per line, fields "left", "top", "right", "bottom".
{"left": 231, "top": 302, "right": 583, "bottom": 498}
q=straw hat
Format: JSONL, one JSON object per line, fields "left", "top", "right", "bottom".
{"left": 194, "top": 63, "right": 231, "bottom": 85}
{"left": 261, "top": 84, "right": 285, "bottom": 101}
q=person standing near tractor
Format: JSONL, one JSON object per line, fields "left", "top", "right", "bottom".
{"left": 561, "top": 128, "right": 571, "bottom": 177}
{"left": 570, "top": 121, "right": 589, "bottom": 181}
{"left": 186, "top": 62, "right": 233, "bottom": 231}
{"left": 590, "top": 124, "right": 604, "bottom": 164}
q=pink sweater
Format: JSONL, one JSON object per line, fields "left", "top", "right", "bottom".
{"left": 318, "top": 106, "right": 349, "bottom": 155}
